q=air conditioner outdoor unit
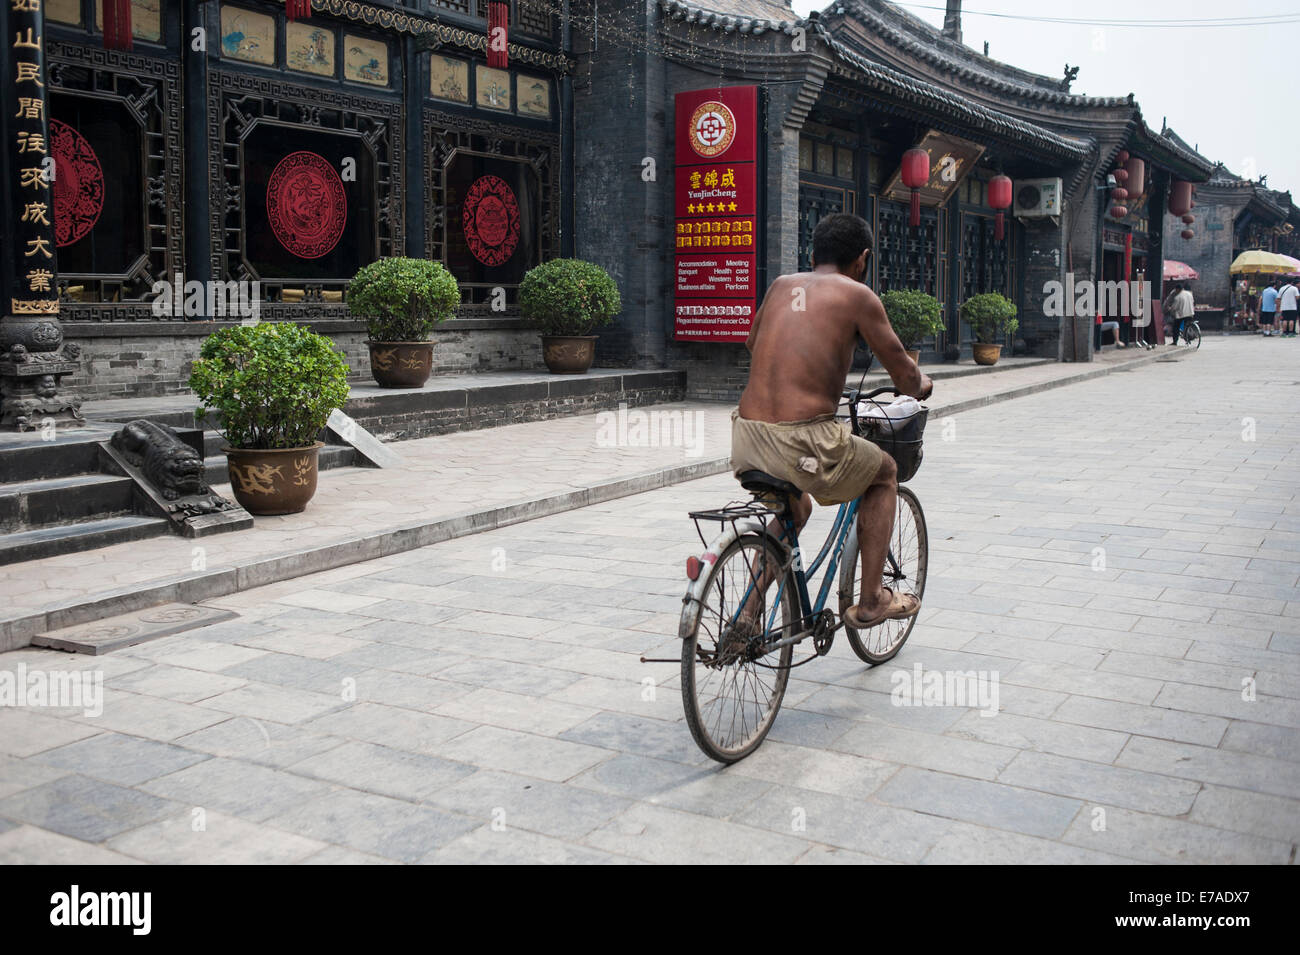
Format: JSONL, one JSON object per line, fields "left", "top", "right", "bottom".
{"left": 1013, "top": 178, "right": 1062, "bottom": 217}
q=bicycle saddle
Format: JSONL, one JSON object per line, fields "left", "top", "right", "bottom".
{"left": 738, "top": 470, "right": 802, "bottom": 498}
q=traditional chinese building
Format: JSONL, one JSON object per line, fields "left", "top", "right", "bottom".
{"left": 576, "top": 0, "right": 1218, "bottom": 395}
{"left": 0, "top": 0, "right": 1225, "bottom": 419}
{"left": 1161, "top": 155, "right": 1299, "bottom": 326}
{"left": 1, "top": 0, "right": 573, "bottom": 410}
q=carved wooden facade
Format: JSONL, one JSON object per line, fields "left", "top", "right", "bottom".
{"left": 39, "top": 0, "right": 570, "bottom": 326}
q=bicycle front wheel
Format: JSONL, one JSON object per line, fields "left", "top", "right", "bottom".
{"left": 839, "top": 486, "right": 929, "bottom": 665}
{"left": 681, "top": 532, "right": 793, "bottom": 763}
{"left": 1186, "top": 323, "right": 1201, "bottom": 350}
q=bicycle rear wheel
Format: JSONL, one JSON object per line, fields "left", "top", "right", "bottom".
{"left": 839, "top": 486, "right": 929, "bottom": 665}
{"left": 1186, "top": 323, "right": 1201, "bottom": 350}
{"left": 681, "top": 532, "right": 793, "bottom": 763}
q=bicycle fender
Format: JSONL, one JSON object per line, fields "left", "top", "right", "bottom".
{"left": 678, "top": 517, "right": 769, "bottom": 642}
{"left": 837, "top": 521, "right": 859, "bottom": 606}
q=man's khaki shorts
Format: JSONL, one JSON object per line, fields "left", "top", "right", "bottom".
{"left": 730, "top": 410, "right": 885, "bottom": 506}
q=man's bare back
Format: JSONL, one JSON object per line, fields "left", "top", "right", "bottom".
{"left": 739, "top": 270, "right": 929, "bottom": 423}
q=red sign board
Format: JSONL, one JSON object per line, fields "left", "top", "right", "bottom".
{"left": 673, "top": 86, "right": 759, "bottom": 342}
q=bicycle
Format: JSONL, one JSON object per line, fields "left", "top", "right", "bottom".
{"left": 1165, "top": 318, "right": 1201, "bottom": 350}
{"left": 662, "top": 386, "right": 929, "bottom": 763}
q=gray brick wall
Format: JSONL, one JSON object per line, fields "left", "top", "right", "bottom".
{"left": 1162, "top": 188, "right": 1248, "bottom": 311}
{"left": 59, "top": 322, "right": 545, "bottom": 402}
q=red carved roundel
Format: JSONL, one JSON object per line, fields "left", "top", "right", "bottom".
{"left": 463, "top": 175, "right": 520, "bottom": 267}
{"left": 50, "top": 119, "right": 105, "bottom": 248}
{"left": 266, "top": 151, "right": 347, "bottom": 259}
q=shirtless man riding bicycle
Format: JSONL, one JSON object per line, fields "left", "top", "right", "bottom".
{"left": 732, "top": 213, "right": 934, "bottom": 630}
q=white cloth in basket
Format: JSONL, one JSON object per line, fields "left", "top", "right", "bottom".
{"left": 856, "top": 395, "right": 922, "bottom": 422}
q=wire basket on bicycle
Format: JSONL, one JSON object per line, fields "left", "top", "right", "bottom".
{"left": 845, "top": 393, "right": 929, "bottom": 483}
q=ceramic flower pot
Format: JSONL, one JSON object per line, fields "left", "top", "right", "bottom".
{"left": 541, "top": 335, "right": 597, "bottom": 374}
{"left": 368, "top": 342, "right": 434, "bottom": 388}
{"left": 972, "top": 343, "right": 1003, "bottom": 366}
{"left": 223, "top": 442, "right": 323, "bottom": 515}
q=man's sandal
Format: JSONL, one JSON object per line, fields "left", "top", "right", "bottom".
{"left": 843, "top": 587, "right": 921, "bottom": 630}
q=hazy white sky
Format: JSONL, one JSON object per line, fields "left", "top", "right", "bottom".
{"left": 789, "top": 0, "right": 1300, "bottom": 198}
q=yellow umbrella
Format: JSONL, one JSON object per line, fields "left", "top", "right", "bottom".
{"left": 1230, "top": 250, "right": 1292, "bottom": 274}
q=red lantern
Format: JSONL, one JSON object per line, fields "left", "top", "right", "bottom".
{"left": 285, "top": 0, "right": 311, "bottom": 20}
{"left": 1181, "top": 229, "right": 1195, "bottom": 240}
{"left": 1181, "top": 214, "right": 1194, "bottom": 225}
{"left": 988, "top": 174, "right": 1012, "bottom": 240}
{"left": 1111, "top": 187, "right": 1129, "bottom": 201}
{"left": 488, "top": 1, "right": 510, "bottom": 69}
{"left": 1114, "top": 168, "right": 1129, "bottom": 183}
{"left": 1117, "top": 150, "right": 1130, "bottom": 163}
{"left": 103, "top": 0, "right": 132, "bottom": 49}
{"left": 1110, "top": 204, "right": 1129, "bottom": 219}
{"left": 1125, "top": 156, "right": 1145, "bottom": 197}
{"left": 901, "top": 148, "right": 930, "bottom": 228}
{"left": 1169, "top": 180, "right": 1193, "bottom": 217}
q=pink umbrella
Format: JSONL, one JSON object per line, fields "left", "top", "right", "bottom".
{"left": 1163, "top": 259, "right": 1199, "bottom": 281}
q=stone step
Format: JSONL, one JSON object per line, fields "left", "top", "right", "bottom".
{"left": 0, "top": 514, "right": 170, "bottom": 567}
{"left": 0, "top": 473, "right": 137, "bottom": 533}
{"left": 0, "top": 425, "right": 116, "bottom": 483}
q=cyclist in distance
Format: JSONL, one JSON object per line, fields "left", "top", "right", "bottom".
{"left": 732, "top": 213, "right": 934, "bottom": 629}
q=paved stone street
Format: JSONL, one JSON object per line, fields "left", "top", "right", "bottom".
{"left": 1, "top": 335, "right": 1297, "bottom": 863}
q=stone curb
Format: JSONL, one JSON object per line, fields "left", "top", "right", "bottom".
{"left": 0, "top": 347, "right": 1185, "bottom": 650}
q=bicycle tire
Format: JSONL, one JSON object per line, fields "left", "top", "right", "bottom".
{"left": 1187, "top": 323, "right": 1201, "bottom": 350}
{"left": 680, "top": 532, "right": 794, "bottom": 763}
{"left": 839, "top": 486, "right": 929, "bottom": 665}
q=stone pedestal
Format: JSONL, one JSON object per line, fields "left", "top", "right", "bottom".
{"left": 0, "top": 316, "right": 83, "bottom": 431}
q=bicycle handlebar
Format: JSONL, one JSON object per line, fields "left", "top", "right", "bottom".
{"left": 841, "top": 386, "right": 901, "bottom": 403}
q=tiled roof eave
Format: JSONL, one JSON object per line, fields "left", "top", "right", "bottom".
{"left": 822, "top": 37, "right": 1090, "bottom": 159}
{"left": 836, "top": 0, "right": 1131, "bottom": 109}
{"left": 658, "top": 0, "right": 1088, "bottom": 160}
{"left": 1131, "top": 123, "right": 1216, "bottom": 181}
{"left": 658, "top": 0, "right": 801, "bottom": 35}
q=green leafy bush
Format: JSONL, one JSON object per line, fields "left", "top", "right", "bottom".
{"left": 347, "top": 257, "right": 460, "bottom": 342}
{"left": 881, "top": 289, "right": 943, "bottom": 350}
{"left": 189, "top": 322, "right": 349, "bottom": 450}
{"left": 960, "top": 292, "right": 1019, "bottom": 344}
{"left": 518, "top": 258, "right": 622, "bottom": 336}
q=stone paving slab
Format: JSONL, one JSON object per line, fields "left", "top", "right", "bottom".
{"left": 1, "top": 336, "right": 1297, "bottom": 863}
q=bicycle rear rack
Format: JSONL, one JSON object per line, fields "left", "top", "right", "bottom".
{"left": 687, "top": 500, "right": 778, "bottom": 549}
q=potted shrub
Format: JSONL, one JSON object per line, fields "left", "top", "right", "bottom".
{"left": 348, "top": 257, "right": 460, "bottom": 388}
{"left": 881, "top": 289, "right": 943, "bottom": 365}
{"left": 960, "top": 292, "right": 1019, "bottom": 366}
{"left": 519, "top": 258, "right": 622, "bottom": 374}
{"left": 189, "top": 322, "right": 349, "bottom": 516}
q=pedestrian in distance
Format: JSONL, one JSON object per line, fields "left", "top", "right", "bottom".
{"left": 1259, "top": 279, "right": 1279, "bottom": 337}
{"left": 1163, "top": 281, "right": 1194, "bottom": 346}
{"left": 1277, "top": 278, "right": 1299, "bottom": 338}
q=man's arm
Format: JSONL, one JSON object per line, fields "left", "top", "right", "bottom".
{"left": 856, "top": 286, "right": 932, "bottom": 399}
{"left": 745, "top": 278, "right": 780, "bottom": 352}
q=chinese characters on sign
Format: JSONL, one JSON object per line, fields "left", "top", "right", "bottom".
{"left": 7, "top": 0, "right": 60, "bottom": 316}
{"left": 673, "top": 86, "right": 759, "bottom": 342}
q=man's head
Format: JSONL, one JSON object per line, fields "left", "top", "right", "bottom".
{"left": 811, "top": 213, "right": 873, "bottom": 279}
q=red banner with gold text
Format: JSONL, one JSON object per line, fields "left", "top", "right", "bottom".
{"left": 673, "top": 86, "right": 759, "bottom": 342}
